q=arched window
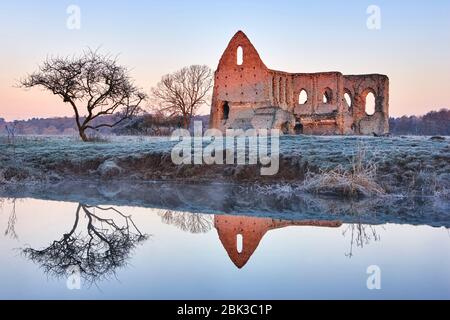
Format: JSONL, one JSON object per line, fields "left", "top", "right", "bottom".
{"left": 294, "top": 122, "right": 303, "bottom": 134}
{"left": 365, "top": 92, "right": 376, "bottom": 115}
{"left": 222, "top": 101, "right": 230, "bottom": 120}
{"left": 236, "top": 234, "right": 243, "bottom": 253}
{"left": 237, "top": 46, "right": 243, "bottom": 65}
{"left": 323, "top": 88, "right": 332, "bottom": 104}
{"left": 344, "top": 92, "right": 352, "bottom": 108}
{"left": 299, "top": 89, "right": 308, "bottom": 104}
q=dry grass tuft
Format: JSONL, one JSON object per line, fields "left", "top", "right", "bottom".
{"left": 410, "top": 170, "right": 450, "bottom": 198}
{"left": 86, "top": 133, "right": 112, "bottom": 143}
{"left": 303, "top": 144, "right": 385, "bottom": 198}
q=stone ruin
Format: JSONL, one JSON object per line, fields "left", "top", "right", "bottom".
{"left": 209, "top": 31, "right": 389, "bottom": 135}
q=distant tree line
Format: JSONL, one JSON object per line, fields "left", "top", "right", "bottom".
{"left": 112, "top": 114, "right": 210, "bottom": 135}
{"left": 2, "top": 109, "right": 448, "bottom": 137}
{"left": 0, "top": 115, "right": 120, "bottom": 136}
{"left": 0, "top": 114, "right": 210, "bottom": 136}
{"left": 389, "top": 108, "right": 450, "bottom": 136}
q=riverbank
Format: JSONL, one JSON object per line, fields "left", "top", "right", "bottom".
{"left": 1, "top": 135, "right": 449, "bottom": 198}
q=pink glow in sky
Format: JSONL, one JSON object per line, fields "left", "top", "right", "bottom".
{"left": 0, "top": 1, "right": 449, "bottom": 121}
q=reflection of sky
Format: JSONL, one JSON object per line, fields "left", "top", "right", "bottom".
{"left": 0, "top": 198, "right": 449, "bottom": 299}
{"left": 0, "top": 0, "right": 449, "bottom": 120}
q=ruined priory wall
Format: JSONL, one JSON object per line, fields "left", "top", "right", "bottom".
{"left": 210, "top": 32, "right": 271, "bottom": 131}
{"left": 343, "top": 74, "right": 389, "bottom": 134}
{"left": 210, "top": 31, "right": 389, "bottom": 135}
{"left": 289, "top": 72, "right": 346, "bottom": 134}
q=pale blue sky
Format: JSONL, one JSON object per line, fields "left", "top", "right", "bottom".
{"left": 0, "top": 0, "right": 449, "bottom": 120}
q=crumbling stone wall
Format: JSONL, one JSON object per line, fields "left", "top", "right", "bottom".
{"left": 209, "top": 31, "right": 389, "bottom": 135}
{"left": 343, "top": 74, "right": 389, "bottom": 135}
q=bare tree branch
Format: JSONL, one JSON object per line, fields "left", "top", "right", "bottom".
{"left": 22, "top": 204, "right": 149, "bottom": 285}
{"left": 20, "top": 49, "right": 148, "bottom": 141}
{"left": 151, "top": 65, "right": 212, "bottom": 129}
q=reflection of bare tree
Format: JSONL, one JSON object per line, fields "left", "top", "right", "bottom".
{"left": 159, "top": 210, "right": 213, "bottom": 234}
{"left": 342, "top": 223, "right": 381, "bottom": 258}
{"left": 3, "top": 199, "right": 18, "bottom": 240}
{"left": 23, "top": 204, "right": 148, "bottom": 284}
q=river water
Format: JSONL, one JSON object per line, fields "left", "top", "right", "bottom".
{"left": 0, "top": 193, "right": 449, "bottom": 299}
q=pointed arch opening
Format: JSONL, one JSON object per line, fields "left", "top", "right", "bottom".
{"left": 365, "top": 91, "right": 376, "bottom": 116}
{"left": 222, "top": 101, "right": 230, "bottom": 120}
{"left": 236, "top": 234, "right": 243, "bottom": 253}
{"left": 322, "top": 87, "right": 332, "bottom": 104}
{"left": 237, "top": 46, "right": 243, "bottom": 65}
{"left": 299, "top": 89, "right": 308, "bottom": 104}
{"left": 344, "top": 91, "right": 352, "bottom": 108}
{"left": 294, "top": 122, "right": 304, "bottom": 134}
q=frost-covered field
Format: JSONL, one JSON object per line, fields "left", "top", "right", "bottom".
{"left": 0, "top": 135, "right": 449, "bottom": 197}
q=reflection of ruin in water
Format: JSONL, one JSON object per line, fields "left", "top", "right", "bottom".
{"left": 158, "top": 210, "right": 385, "bottom": 268}
{"left": 214, "top": 215, "right": 342, "bottom": 268}
{"left": 158, "top": 210, "right": 343, "bottom": 268}
{"left": 0, "top": 198, "right": 386, "bottom": 280}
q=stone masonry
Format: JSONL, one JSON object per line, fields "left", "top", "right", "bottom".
{"left": 209, "top": 31, "right": 389, "bottom": 135}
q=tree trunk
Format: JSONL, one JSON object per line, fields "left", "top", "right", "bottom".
{"left": 79, "top": 127, "right": 88, "bottom": 142}
{"left": 183, "top": 115, "right": 190, "bottom": 129}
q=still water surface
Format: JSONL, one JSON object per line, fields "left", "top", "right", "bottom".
{"left": 0, "top": 197, "right": 449, "bottom": 299}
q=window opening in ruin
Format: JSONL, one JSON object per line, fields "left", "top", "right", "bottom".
{"left": 294, "top": 122, "right": 303, "bottom": 134}
{"left": 323, "top": 88, "right": 332, "bottom": 104}
{"left": 236, "top": 234, "right": 243, "bottom": 253}
{"left": 365, "top": 92, "right": 376, "bottom": 115}
{"left": 344, "top": 92, "right": 352, "bottom": 108}
{"left": 237, "top": 46, "right": 243, "bottom": 65}
{"left": 299, "top": 89, "right": 308, "bottom": 104}
{"left": 222, "top": 101, "right": 230, "bottom": 120}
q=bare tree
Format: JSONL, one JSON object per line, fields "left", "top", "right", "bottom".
{"left": 22, "top": 204, "right": 148, "bottom": 284}
{"left": 342, "top": 222, "right": 381, "bottom": 258}
{"left": 158, "top": 210, "right": 213, "bottom": 234}
{"left": 151, "top": 65, "right": 213, "bottom": 129}
{"left": 5, "top": 122, "right": 17, "bottom": 145}
{"left": 139, "top": 112, "right": 183, "bottom": 136}
{"left": 4, "top": 199, "right": 18, "bottom": 240}
{"left": 20, "top": 49, "right": 147, "bottom": 141}
{"left": 4, "top": 122, "right": 18, "bottom": 158}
